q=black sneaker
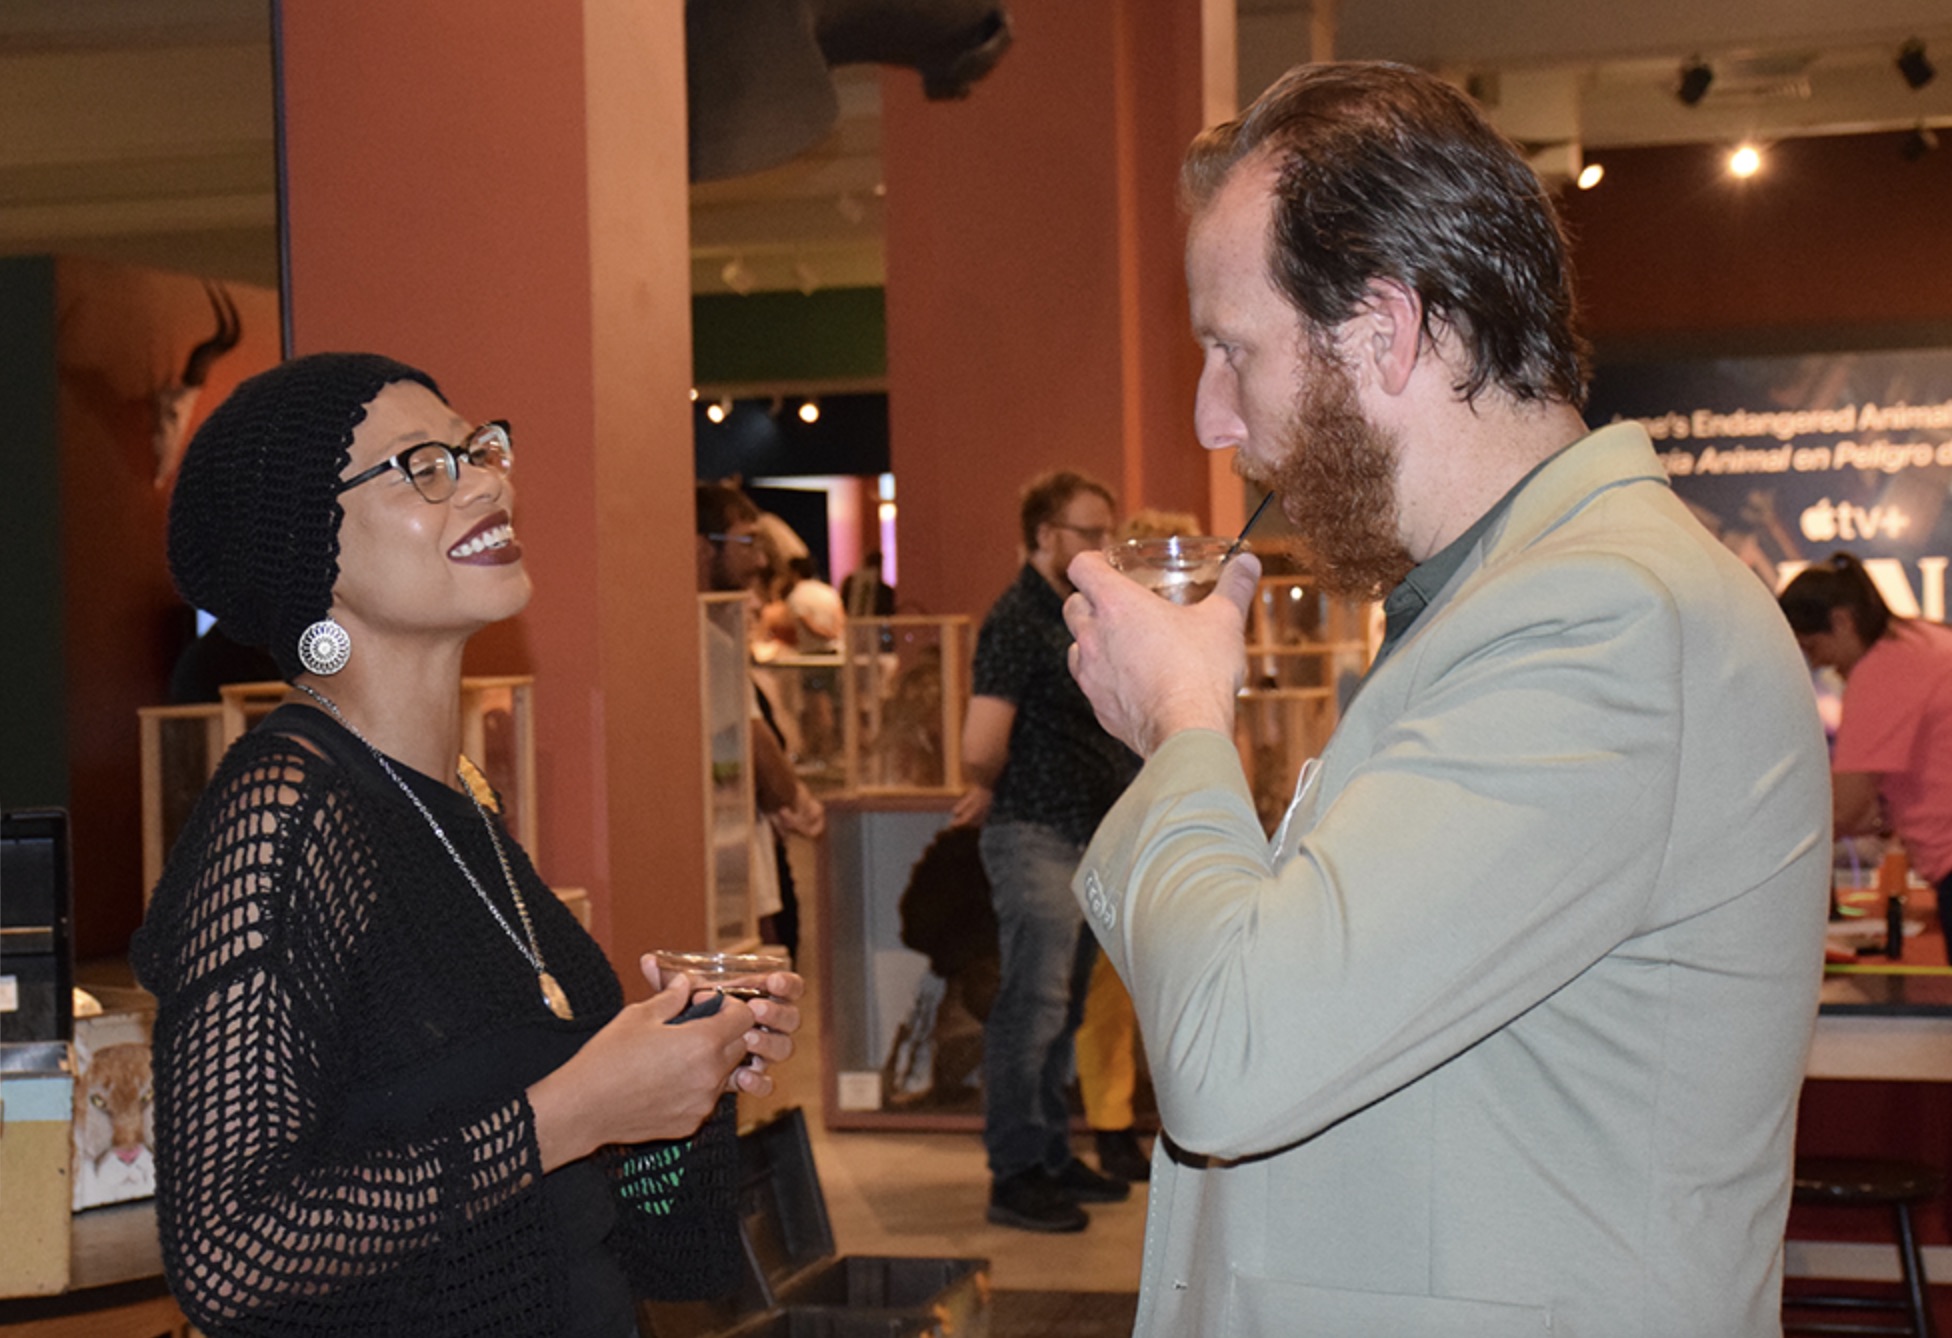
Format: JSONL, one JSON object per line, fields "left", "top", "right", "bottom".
{"left": 1094, "top": 1128, "right": 1151, "bottom": 1183}
{"left": 1053, "top": 1156, "right": 1130, "bottom": 1203}
{"left": 988, "top": 1168, "right": 1089, "bottom": 1232}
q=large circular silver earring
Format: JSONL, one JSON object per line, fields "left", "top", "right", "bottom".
{"left": 297, "top": 618, "right": 352, "bottom": 676}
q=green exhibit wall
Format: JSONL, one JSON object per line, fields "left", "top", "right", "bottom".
{"left": 0, "top": 257, "right": 66, "bottom": 812}
{"left": 693, "top": 287, "right": 885, "bottom": 386}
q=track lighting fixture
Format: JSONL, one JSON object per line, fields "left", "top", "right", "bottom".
{"left": 1898, "top": 39, "right": 1935, "bottom": 91}
{"left": 1902, "top": 125, "right": 1940, "bottom": 162}
{"left": 798, "top": 399, "right": 821, "bottom": 424}
{"left": 1677, "top": 58, "right": 1714, "bottom": 107}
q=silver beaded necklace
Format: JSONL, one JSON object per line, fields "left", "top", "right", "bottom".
{"left": 292, "top": 683, "right": 573, "bottom": 1020}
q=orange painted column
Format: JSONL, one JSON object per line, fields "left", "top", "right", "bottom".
{"left": 882, "top": 0, "right": 1233, "bottom": 620}
{"left": 278, "top": 0, "right": 705, "bottom": 991}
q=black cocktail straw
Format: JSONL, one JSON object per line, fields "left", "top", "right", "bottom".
{"left": 1224, "top": 492, "right": 1275, "bottom": 562}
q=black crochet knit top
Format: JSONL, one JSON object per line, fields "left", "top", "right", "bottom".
{"left": 132, "top": 705, "right": 740, "bottom": 1337}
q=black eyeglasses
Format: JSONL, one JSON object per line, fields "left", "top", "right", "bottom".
{"left": 337, "top": 421, "right": 513, "bottom": 504}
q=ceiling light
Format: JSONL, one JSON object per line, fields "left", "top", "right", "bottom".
{"left": 1677, "top": 58, "right": 1714, "bottom": 107}
{"left": 688, "top": 386, "right": 698, "bottom": 402}
{"left": 719, "top": 258, "right": 756, "bottom": 296}
{"left": 1728, "top": 143, "right": 1763, "bottom": 178}
{"left": 1576, "top": 162, "right": 1605, "bottom": 191}
{"left": 705, "top": 398, "right": 731, "bottom": 424}
{"left": 1902, "top": 125, "right": 1940, "bottom": 162}
{"left": 798, "top": 400, "right": 821, "bottom": 424}
{"left": 1898, "top": 40, "right": 1935, "bottom": 91}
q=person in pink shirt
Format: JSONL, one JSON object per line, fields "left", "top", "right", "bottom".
{"left": 1780, "top": 551, "right": 1952, "bottom": 932}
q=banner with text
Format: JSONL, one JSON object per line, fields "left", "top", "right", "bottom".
{"left": 1586, "top": 349, "right": 1952, "bottom": 620}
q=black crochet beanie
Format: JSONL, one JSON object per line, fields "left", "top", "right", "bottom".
{"left": 167, "top": 353, "right": 443, "bottom": 680}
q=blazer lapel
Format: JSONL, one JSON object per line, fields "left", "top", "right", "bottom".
{"left": 1297, "top": 422, "right": 1668, "bottom": 824}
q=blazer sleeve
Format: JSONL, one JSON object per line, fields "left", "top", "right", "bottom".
{"left": 1074, "top": 550, "right": 1687, "bottom": 1160}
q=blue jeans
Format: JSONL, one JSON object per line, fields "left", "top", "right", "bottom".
{"left": 979, "top": 821, "right": 1097, "bottom": 1180}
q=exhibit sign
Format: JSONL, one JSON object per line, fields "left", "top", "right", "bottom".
{"left": 1587, "top": 349, "right": 1952, "bottom": 617}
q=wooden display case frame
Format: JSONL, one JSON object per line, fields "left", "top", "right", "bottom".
{"left": 813, "top": 579, "right": 1375, "bottom": 1131}
{"left": 699, "top": 593, "right": 762, "bottom": 952}
{"left": 837, "top": 614, "right": 972, "bottom": 796}
{"left": 138, "top": 676, "right": 538, "bottom": 900}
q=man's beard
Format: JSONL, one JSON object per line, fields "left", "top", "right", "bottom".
{"left": 1242, "top": 351, "right": 1414, "bottom": 601}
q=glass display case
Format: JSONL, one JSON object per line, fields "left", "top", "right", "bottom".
{"left": 138, "top": 676, "right": 538, "bottom": 898}
{"left": 815, "top": 578, "right": 1374, "bottom": 1129}
{"left": 700, "top": 593, "right": 760, "bottom": 950}
{"left": 754, "top": 615, "right": 972, "bottom": 797}
{"left": 1236, "top": 574, "right": 1378, "bottom": 833}
{"left": 751, "top": 650, "right": 846, "bottom": 792}
{"left": 839, "top": 615, "right": 972, "bottom": 794}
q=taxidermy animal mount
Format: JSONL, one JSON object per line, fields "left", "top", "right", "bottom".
{"left": 153, "top": 280, "right": 241, "bottom": 489}
{"left": 687, "top": 0, "right": 1013, "bottom": 182}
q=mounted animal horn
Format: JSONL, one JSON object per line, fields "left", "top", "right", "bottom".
{"left": 153, "top": 281, "right": 242, "bottom": 489}
{"left": 686, "top": 0, "right": 1013, "bottom": 183}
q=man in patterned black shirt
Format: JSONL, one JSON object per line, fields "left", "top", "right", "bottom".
{"left": 951, "top": 469, "right": 1141, "bottom": 1232}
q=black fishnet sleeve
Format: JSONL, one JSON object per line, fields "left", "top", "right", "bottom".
{"left": 140, "top": 743, "right": 564, "bottom": 1337}
{"left": 599, "top": 1094, "right": 744, "bottom": 1300}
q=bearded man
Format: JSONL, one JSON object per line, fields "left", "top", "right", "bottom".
{"left": 1061, "top": 63, "right": 1831, "bottom": 1338}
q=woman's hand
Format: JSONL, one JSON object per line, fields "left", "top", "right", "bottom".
{"left": 772, "top": 784, "right": 826, "bottom": 839}
{"left": 949, "top": 784, "right": 993, "bottom": 828}
{"left": 732, "top": 969, "right": 805, "bottom": 1098}
{"left": 527, "top": 970, "right": 753, "bottom": 1171}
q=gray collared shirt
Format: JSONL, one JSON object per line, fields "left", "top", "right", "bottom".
{"left": 1370, "top": 449, "right": 1564, "bottom": 674}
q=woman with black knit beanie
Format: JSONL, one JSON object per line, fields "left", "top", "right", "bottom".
{"left": 133, "top": 353, "right": 803, "bottom": 1337}
{"left": 1779, "top": 550, "right": 1952, "bottom": 939}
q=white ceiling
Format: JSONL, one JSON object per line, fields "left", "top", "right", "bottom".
{"left": 2, "top": 0, "right": 1948, "bottom": 296}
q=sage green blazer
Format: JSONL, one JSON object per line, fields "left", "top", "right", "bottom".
{"left": 1075, "top": 423, "right": 1830, "bottom": 1337}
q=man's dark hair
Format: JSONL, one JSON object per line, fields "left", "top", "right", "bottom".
{"left": 1180, "top": 61, "right": 1590, "bottom": 409}
{"left": 1779, "top": 551, "right": 1896, "bottom": 644}
{"left": 695, "top": 480, "right": 759, "bottom": 537}
{"left": 1018, "top": 469, "right": 1115, "bottom": 552}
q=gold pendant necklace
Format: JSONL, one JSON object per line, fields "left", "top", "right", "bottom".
{"left": 538, "top": 971, "right": 572, "bottom": 1019}
{"left": 294, "top": 685, "right": 574, "bottom": 1021}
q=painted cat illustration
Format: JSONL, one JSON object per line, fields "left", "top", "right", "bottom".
{"left": 72, "top": 1033, "right": 156, "bottom": 1209}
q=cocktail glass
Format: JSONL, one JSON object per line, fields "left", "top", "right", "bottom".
{"left": 1104, "top": 536, "right": 1241, "bottom": 604}
{"left": 650, "top": 949, "right": 792, "bottom": 1001}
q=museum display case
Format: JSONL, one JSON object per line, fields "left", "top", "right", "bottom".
{"left": 137, "top": 676, "right": 538, "bottom": 896}
{"left": 702, "top": 593, "right": 762, "bottom": 951}
{"left": 816, "top": 577, "right": 1374, "bottom": 1129}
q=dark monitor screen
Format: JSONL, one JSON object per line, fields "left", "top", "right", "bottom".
{"left": 1, "top": 807, "right": 74, "bottom": 1043}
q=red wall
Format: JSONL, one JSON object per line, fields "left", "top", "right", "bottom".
{"left": 278, "top": 0, "right": 706, "bottom": 987}
{"left": 54, "top": 257, "right": 282, "bottom": 958}
{"left": 1563, "top": 133, "right": 1952, "bottom": 347}
{"left": 883, "top": 0, "right": 1213, "bottom": 622}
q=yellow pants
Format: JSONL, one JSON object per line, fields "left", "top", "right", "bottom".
{"left": 1075, "top": 946, "right": 1142, "bottom": 1131}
